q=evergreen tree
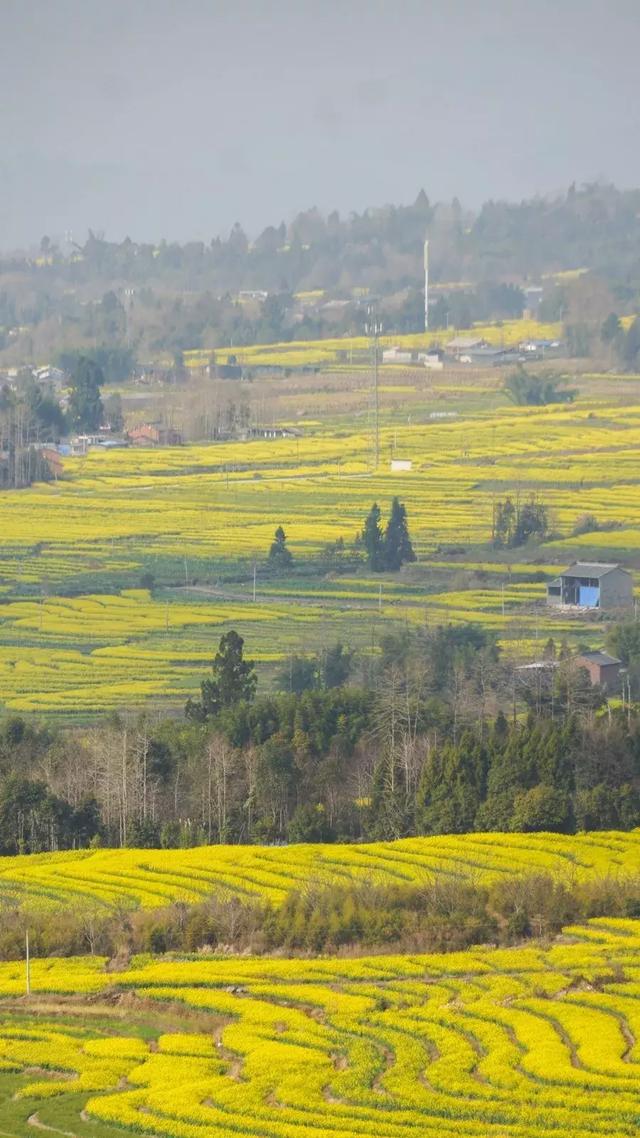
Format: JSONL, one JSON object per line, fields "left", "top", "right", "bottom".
{"left": 600, "top": 312, "right": 621, "bottom": 344}
{"left": 416, "top": 731, "right": 487, "bottom": 834}
{"left": 268, "top": 526, "right": 293, "bottom": 570}
{"left": 275, "top": 655, "right": 317, "bottom": 694}
{"left": 319, "top": 642, "right": 354, "bottom": 689}
{"left": 620, "top": 318, "right": 640, "bottom": 371}
{"left": 362, "top": 503, "right": 385, "bottom": 571}
{"left": 383, "top": 497, "right": 416, "bottom": 571}
{"left": 186, "top": 630, "right": 256, "bottom": 719}
{"left": 67, "top": 356, "right": 105, "bottom": 432}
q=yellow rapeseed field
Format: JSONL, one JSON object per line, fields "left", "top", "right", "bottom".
{"left": 2, "top": 830, "right": 639, "bottom": 911}
{"left": 0, "top": 915, "right": 639, "bottom": 1137}
{"left": 183, "top": 319, "right": 564, "bottom": 369}
{"left": 2, "top": 394, "right": 640, "bottom": 712}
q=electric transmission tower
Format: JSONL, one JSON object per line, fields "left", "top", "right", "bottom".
{"left": 365, "top": 305, "right": 382, "bottom": 469}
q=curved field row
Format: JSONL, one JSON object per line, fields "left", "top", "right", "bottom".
{"left": 2, "top": 830, "right": 639, "bottom": 912}
{"left": 0, "top": 918, "right": 639, "bottom": 1137}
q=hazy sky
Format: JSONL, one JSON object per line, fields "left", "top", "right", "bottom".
{"left": 1, "top": 0, "right": 638, "bottom": 250}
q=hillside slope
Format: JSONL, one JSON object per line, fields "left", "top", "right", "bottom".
{"left": 3, "top": 830, "right": 639, "bottom": 911}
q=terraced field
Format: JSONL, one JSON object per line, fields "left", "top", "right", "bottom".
{"left": 0, "top": 917, "right": 640, "bottom": 1137}
{"left": 4, "top": 384, "right": 640, "bottom": 713}
{"left": 2, "top": 830, "right": 640, "bottom": 912}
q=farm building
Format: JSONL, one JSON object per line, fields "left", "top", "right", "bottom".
{"left": 419, "top": 348, "right": 444, "bottom": 370}
{"left": 128, "top": 424, "right": 183, "bottom": 447}
{"left": 445, "top": 336, "right": 487, "bottom": 358}
{"left": 244, "top": 426, "right": 301, "bottom": 440}
{"left": 547, "top": 563, "right": 633, "bottom": 610}
{"left": 457, "top": 346, "right": 521, "bottom": 366}
{"left": 38, "top": 447, "right": 64, "bottom": 479}
{"left": 575, "top": 651, "right": 622, "bottom": 691}
{"left": 382, "top": 347, "right": 415, "bottom": 364}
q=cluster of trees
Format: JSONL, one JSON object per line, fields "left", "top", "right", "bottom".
{"left": 504, "top": 368, "right": 576, "bottom": 406}
{"left": 362, "top": 499, "right": 416, "bottom": 571}
{"left": 492, "top": 495, "right": 549, "bottom": 547}
{"left": 601, "top": 314, "right": 640, "bottom": 371}
{"left": 259, "top": 503, "right": 416, "bottom": 581}
{"left": 417, "top": 716, "right": 639, "bottom": 837}
{"left": 0, "top": 379, "right": 65, "bottom": 487}
{"left": 0, "top": 354, "right": 117, "bottom": 486}
{"left": 55, "top": 345, "right": 134, "bottom": 385}
{"left": 1, "top": 621, "right": 639, "bottom": 857}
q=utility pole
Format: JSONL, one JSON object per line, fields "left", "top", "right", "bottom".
{"left": 25, "top": 929, "right": 31, "bottom": 997}
{"left": 124, "top": 287, "right": 135, "bottom": 348}
{"left": 423, "top": 238, "right": 429, "bottom": 331}
{"left": 365, "top": 305, "right": 382, "bottom": 470}
{"left": 253, "top": 562, "right": 257, "bottom": 603}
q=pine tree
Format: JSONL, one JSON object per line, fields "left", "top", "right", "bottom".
{"left": 383, "top": 497, "right": 416, "bottom": 571}
{"left": 362, "top": 503, "right": 385, "bottom": 571}
{"left": 186, "top": 630, "right": 256, "bottom": 719}
{"left": 268, "top": 526, "right": 293, "bottom": 570}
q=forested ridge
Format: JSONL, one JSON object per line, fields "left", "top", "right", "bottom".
{"left": 2, "top": 181, "right": 640, "bottom": 359}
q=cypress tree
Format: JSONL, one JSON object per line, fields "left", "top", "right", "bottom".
{"left": 383, "top": 497, "right": 416, "bottom": 571}
{"left": 268, "top": 526, "right": 293, "bottom": 569}
{"left": 362, "top": 503, "right": 385, "bottom": 571}
{"left": 68, "top": 356, "right": 105, "bottom": 432}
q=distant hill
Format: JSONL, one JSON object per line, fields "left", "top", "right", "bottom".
{"left": 1, "top": 182, "right": 639, "bottom": 360}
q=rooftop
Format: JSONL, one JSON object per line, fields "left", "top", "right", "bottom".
{"left": 560, "top": 562, "right": 626, "bottom": 579}
{"left": 576, "top": 651, "right": 622, "bottom": 667}
{"left": 445, "top": 335, "right": 487, "bottom": 349}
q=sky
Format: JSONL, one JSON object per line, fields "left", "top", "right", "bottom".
{"left": 0, "top": 0, "right": 639, "bottom": 250}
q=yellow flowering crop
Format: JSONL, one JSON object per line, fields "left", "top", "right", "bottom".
{"left": 1, "top": 393, "right": 640, "bottom": 712}
{"left": 1, "top": 829, "right": 639, "bottom": 912}
{"left": 0, "top": 916, "right": 638, "bottom": 1138}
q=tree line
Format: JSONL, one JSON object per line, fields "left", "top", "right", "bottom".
{"left": 3, "top": 182, "right": 640, "bottom": 364}
{"left": 5, "top": 867, "right": 639, "bottom": 964}
{"left": 0, "top": 620, "right": 639, "bottom": 856}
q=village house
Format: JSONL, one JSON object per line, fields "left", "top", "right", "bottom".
{"left": 38, "top": 447, "right": 64, "bottom": 479}
{"left": 128, "top": 424, "right": 183, "bottom": 447}
{"left": 546, "top": 563, "right": 633, "bottom": 611}
{"left": 575, "top": 651, "right": 622, "bottom": 691}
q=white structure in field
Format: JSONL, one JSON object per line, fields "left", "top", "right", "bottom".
{"left": 382, "top": 347, "right": 413, "bottom": 363}
{"left": 391, "top": 459, "right": 412, "bottom": 472}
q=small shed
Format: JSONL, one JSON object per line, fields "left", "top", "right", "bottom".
{"left": 547, "top": 563, "right": 633, "bottom": 610}
{"left": 575, "top": 651, "right": 622, "bottom": 691}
